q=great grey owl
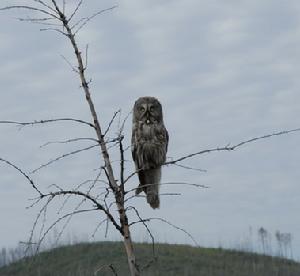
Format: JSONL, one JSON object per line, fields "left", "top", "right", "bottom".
{"left": 131, "top": 96, "right": 168, "bottom": 209}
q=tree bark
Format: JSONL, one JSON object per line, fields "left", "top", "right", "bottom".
{"left": 56, "top": 9, "right": 139, "bottom": 276}
{"left": 123, "top": 224, "right": 140, "bottom": 276}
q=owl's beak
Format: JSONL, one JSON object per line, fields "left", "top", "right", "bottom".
{"left": 146, "top": 119, "right": 150, "bottom": 124}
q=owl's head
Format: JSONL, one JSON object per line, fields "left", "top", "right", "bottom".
{"left": 133, "top": 97, "right": 163, "bottom": 124}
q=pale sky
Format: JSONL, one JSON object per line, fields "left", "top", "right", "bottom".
{"left": 0, "top": 0, "right": 299, "bottom": 260}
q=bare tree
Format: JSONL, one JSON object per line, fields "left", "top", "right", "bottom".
{"left": 258, "top": 227, "right": 269, "bottom": 255}
{"left": 1, "top": 1, "right": 300, "bottom": 275}
{"left": 275, "top": 231, "right": 293, "bottom": 259}
{"left": 0, "top": 248, "right": 7, "bottom": 267}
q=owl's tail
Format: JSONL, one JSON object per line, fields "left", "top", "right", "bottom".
{"left": 136, "top": 167, "right": 161, "bottom": 209}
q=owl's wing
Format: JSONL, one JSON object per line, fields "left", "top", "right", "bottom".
{"left": 165, "top": 128, "right": 169, "bottom": 152}
{"left": 131, "top": 144, "right": 137, "bottom": 163}
{"left": 131, "top": 126, "right": 137, "bottom": 163}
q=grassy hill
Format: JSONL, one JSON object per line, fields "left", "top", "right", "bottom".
{"left": 0, "top": 242, "right": 299, "bottom": 276}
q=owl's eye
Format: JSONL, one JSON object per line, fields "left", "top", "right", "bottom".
{"left": 140, "top": 107, "right": 145, "bottom": 112}
{"left": 149, "top": 106, "right": 154, "bottom": 111}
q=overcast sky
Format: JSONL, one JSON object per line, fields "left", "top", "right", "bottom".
{"left": 0, "top": 0, "right": 299, "bottom": 260}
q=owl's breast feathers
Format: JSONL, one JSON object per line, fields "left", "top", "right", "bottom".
{"left": 132, "top": 121, "right": 168, "bottom": 169}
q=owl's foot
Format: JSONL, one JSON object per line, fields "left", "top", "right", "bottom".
{"left": 135, "top": 184, "right": 143, "bottom": 195}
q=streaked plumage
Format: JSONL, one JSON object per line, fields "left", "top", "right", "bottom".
{"left": 131, "top": 97, "right": 168, "bottom": 209}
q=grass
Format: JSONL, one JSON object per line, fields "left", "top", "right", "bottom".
{"left": 0, "top": 241, "right": 299, "bottom": 275}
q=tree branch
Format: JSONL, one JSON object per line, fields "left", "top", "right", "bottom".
{"left": 68, "top": 0, "right": 83, "bottom": 23}
{"left": 130, "top": 217, "right": 199, "bottom": 247}
{"left": 36, "top": 208, "right": 98, "bottom": 252}
{"left": 0, "top": 157, "right": 42, "bottom": 196}
{"left": 0, "top": 5, "right": 59, "bottom": 20}
{"left": 94, "top": 263, "right": 118, "bottom": 276}
{"left": 72, "top": 6, "right": 118, "bottom": 34}
{"left": 43, "top": 190, "right": 122, "bottom": 234}
{"left": 30, "top": 144, "right": 99, "bottom": 174}
{"left": 165, "top": 128, "right": 300, "bottom": 165}
{"left": 39, "top": 137, "right": 99, "bottom": 148}
{"left": 31, "top": 0, "right": 58, "bottom": 14}
{"left": 0, "top": 118, "right": 95, "bottom": 128}
{"left": 103, "top": 109, "right": 121, "bottom": 137}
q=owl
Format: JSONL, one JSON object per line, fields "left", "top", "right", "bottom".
{"left": 131, "top": 97, "right": 168, "bottom": 209}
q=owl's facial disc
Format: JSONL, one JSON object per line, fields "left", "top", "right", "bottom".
{"left": 136, "top": 101, "right": 161, "bottom": 124}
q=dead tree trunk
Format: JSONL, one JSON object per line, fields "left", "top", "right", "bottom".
{"left": 47, "top": 2, "right": 141, "bottom": 275}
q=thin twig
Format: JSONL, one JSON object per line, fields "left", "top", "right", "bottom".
{"left": 16, "top": 16, "right": 56, "bottom": 23}
{"left": 123, "top": 169, "right": 141, "bottom": 185}
{"left": 94, "top": 264, "right": 118, "bottom": 276}
{"left": 44, "top": 190, "right": 122, "bottom": 234}
{"left": 165, "top": 128, "right": 300, "bottom": 165}
{"left": 31, "top": 0, "right": 58, "bottom": 14}
{"left": 0, "top": 157, "right": 42, "bottom": 196}
{"left": 37, "top": 208, "right": 98, "bottom": 252}
{"left": 60, "top": 54, "right": 79, "bottom": 73}
{"left": 73, "top": 6, "right": 118, "bottom": 34}
{"left": 26, "top": 196, "right": 54, "bottom": 255}
{"left": 38, "top": 200, "right": 49, "bottom": 246}
{"left": 127, "top": 206, "right": 155, "bottom": 254}
{"left": 40, "top": 27, "right": 68, "bottom": 36}
{"left": 48, "top": 183, "right": 64, "bottom": 192}
{"left": 26, "top": 196, "right": 44, "bottom": 209}
{"left": 56, "top": 170, "right": 104, "bottom": 215}
{"left": 30, "top": 144, "right": 99, "bottom": 174}
{"left": 103, "top": 109, "right": 121, "bottom": 137}
{"left": 55, "top": 197, "right": 89, "bottom": 245}
{"left": 85, "top": 44, "right": 89, "bottom": 69}
{"left": 125, "top": 193, "right": 181, "bottom": 204}
{"left": 172, "top": 163, "right": 207, "bottom": 172}
{"left": 130, "top": 217, "right": 199, "bottom": 247}
{"left": 68, "top": 0, "right": 83, "bottom": 23}
{"left": 0, "top": 118, "right": 95, "bottom": 128}
{"left": 0, "top": 5, "right": 59, "bottom": 20}
{"left": 119, "top": 110, "right": 132, "bottom": 135}
{"left": 92, "top": 218, "right": 108, "bottom": 238}
{"left": 125, "top": 182, "right": 208, "bottom": 196}
{"left": 40, "top": 137, "right": 98, "bottom": 148}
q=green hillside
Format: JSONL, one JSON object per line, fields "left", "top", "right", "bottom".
{"left": 0, "top": 242, "right": 299, "bottom": 276}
